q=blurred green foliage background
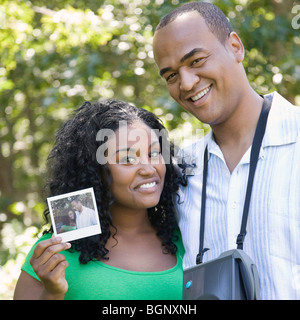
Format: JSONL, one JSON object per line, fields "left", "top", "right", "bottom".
{"left": 0, "top": 0, "right": 299, "bottom": 299}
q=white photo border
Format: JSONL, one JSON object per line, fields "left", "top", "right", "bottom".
{"left": 47, "top": 187, "right": 102, "bottom": 243}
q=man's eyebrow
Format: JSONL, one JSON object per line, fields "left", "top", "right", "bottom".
{"left": 159, "top": 47, "right": 205, "bottom": 77}
{"left": 180, "top": 47, "right": 205, "bottom": 63}
{"left": 160, "top": 67, "right": 171, "bottom": 77}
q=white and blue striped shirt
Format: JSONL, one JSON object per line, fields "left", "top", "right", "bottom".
{"left": 176, "top": 92, "right": 300, "bottom": 299}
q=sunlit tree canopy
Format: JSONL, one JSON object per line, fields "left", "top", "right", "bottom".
{"left": 0, "top": 0, "right": 299, "bottom": 299}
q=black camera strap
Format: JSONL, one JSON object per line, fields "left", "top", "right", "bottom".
{"left": 197, "top": 97, "right": 272, "bottom": 264}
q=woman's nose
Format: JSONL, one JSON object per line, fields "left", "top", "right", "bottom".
{"left": 138, "top": 161, "right": 157, "bottom": 176}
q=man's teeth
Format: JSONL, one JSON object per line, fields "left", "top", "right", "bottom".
{"left": 191, "top": 86, "right": 210, "bottom": 102}
{"left": 140, "top": 182, "right": 156, "bottom": 189}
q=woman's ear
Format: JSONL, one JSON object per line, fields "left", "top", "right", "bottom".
{"left": 226, "top": 32, "right": 245, "bottom": 63}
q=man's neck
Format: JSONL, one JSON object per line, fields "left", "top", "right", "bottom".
{"left": 211, "top": 92, "right": 264, "bottom": 173}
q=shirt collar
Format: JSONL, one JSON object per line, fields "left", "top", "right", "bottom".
{"left": 207, "top": 130, "right": 253, "bottom": 166}
{"left": 206, "top": 92, "right": 299, "bottom": 165}
{"left": 263, "top": 92, "right": 299, "bottom": 147}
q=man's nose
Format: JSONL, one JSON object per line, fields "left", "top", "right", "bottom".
{"left": 179, "top": 67, "right": 200, "bottom": 92}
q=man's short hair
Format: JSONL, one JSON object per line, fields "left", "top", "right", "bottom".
{"left": 155, "top": 1, "right": 233, "bottom": 45}
{"left": 70, "top": 196, "right": 80, "bottom": 203}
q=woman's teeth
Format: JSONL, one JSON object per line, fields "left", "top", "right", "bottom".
{"left": 139, "top": 182, "right": 156, "bottom": 189}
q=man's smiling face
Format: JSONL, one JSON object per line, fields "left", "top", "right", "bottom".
{"left": 153, "top": 11, "right": 245, "bottom": 126}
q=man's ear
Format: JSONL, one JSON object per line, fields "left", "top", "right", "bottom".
{"left": 226, "top": 32, "right": 244, "bottom": 63}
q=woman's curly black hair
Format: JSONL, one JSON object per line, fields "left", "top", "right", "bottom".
{"left": 43, "top": 99, "right": 185, "bottom": 264}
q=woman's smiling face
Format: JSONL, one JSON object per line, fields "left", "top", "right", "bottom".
{"left": 106, "top": 121, "right": 166, "bottom": 212}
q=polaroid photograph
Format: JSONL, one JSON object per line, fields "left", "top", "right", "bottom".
{"left": 47, "top": 187, "right": 102, "bottom": 242}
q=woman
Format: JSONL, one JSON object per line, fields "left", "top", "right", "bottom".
{"left": 14, "top": 99, "right": 185, "bottom": 300}
{"left": 56, "top": 210, "right": 77, "bottom": 234}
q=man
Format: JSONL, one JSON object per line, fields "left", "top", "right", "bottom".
{"left": 153, "top": 2, "right": 299, "bottom": 299}
{"left": 70, "top": 197, "right": 98, "bottom": 229}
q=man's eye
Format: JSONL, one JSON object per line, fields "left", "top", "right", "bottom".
{"left": 166, "top": 73, "right": 177, "bottom": 83}
{"left": 191, "top": 58, "right": 204, "bottom": 66}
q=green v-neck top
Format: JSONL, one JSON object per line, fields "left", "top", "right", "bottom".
{"left": 21, "top": 231, "right": 184, "bottom": 300}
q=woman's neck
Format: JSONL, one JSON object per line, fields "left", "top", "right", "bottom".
{"left": 109, "top": 205, "right": 153, "bottom": 234}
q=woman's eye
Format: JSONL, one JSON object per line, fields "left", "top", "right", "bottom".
{"left": 119, "top": 155, "right": 136, "bottom": 164}
{"left": 149, "top": 150, "right": 160, "bottom": 158}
